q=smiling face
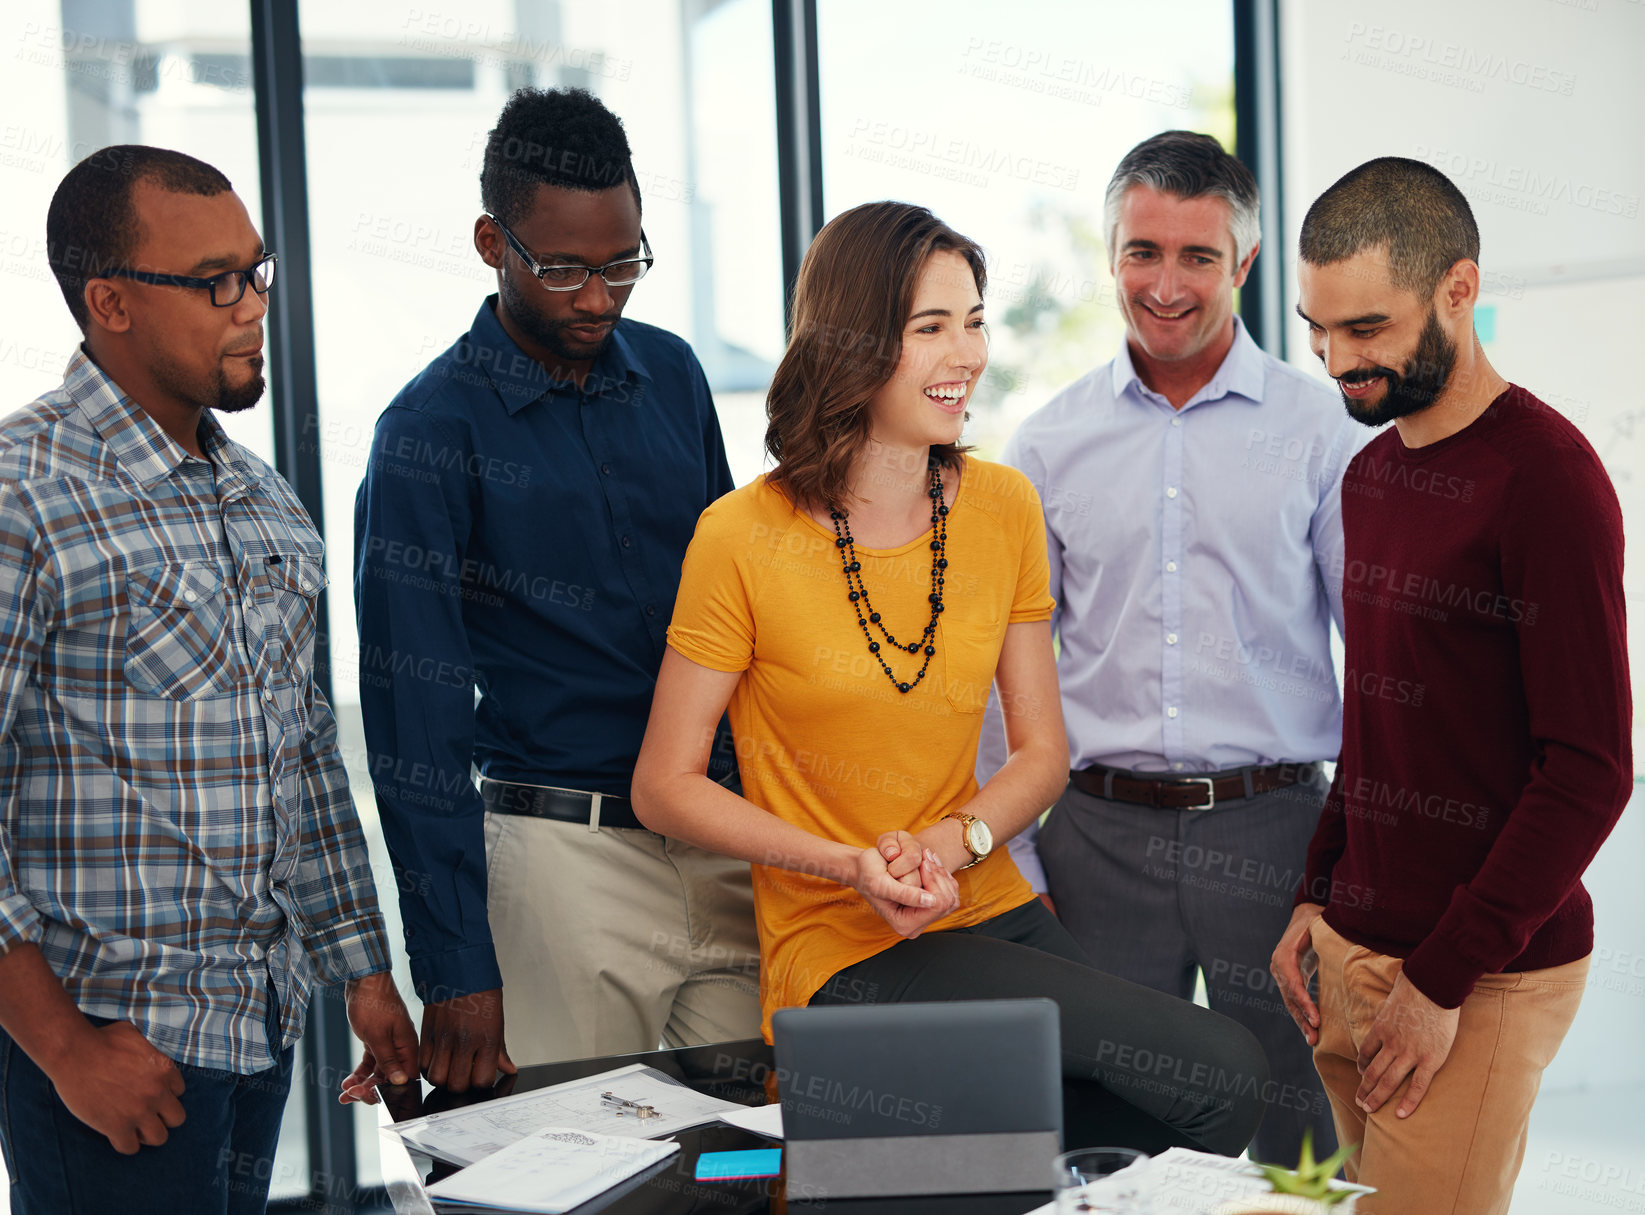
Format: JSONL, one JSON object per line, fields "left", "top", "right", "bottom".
{"left": 864, "top": 249, "right": 987, "bottom": 451}
{"left": 115, "top": 180, "right": 268, "bottom": 414}
{"left": 479, "top": 181, "right": 642, "bottom": 371}
{"left": 1110, "top": 185, "right": 1256, "bottom": 381}
{"left": 1297, "top": 248, "right": 1459, "bottom": 427}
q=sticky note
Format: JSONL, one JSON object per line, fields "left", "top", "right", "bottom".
{"left": 694, "top": 1148, "right": 783, "bottom": 1181}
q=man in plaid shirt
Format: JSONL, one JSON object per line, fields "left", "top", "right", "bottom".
{"left": 0, "top": 147, "right": 415, "bottom": 1213}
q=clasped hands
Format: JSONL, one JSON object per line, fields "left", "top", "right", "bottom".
{"left": 848, "top": 825, "right": 964, "bottom": 939}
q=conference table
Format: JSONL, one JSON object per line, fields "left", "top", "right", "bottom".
{"left": 375, "top": 1037, "right": 1054, "bottom": 1214}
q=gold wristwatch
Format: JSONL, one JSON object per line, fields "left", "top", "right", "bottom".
{"left": 943, "top": 812, "right": 993, "bottom": 870}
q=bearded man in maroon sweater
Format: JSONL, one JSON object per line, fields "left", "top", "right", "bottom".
{"left": 1272, "top": 157, "right": 1630, "bottom": 1215}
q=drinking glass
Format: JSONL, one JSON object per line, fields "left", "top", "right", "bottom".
{"left": 1052, "top": 1146, "right": 1149, "bottom": 1213}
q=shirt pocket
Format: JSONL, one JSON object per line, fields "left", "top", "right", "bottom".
{"left": 264, "top": 552, "right": 327, "bottom": 691}
{"left": 940, "top": 615, "right": 1004, "bottom": 715}
{"left": 123, "top": 561, "right": 241, "bottom": 700}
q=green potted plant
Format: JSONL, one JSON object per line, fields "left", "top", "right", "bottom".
{"left": 1212, "top": 1131, "right": 1366, "bottom": 1214}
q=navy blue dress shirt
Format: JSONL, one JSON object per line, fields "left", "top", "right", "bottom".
{"left": 355, "top": 296, "right": 735, "bottom": 1001}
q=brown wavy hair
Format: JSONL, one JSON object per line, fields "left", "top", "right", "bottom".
{"left": 765, "top": 201, "right": 986, "bottom": 512}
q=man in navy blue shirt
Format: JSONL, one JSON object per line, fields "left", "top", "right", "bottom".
{"left": 355, "top": 87, "right": 757, "bottom": 1088}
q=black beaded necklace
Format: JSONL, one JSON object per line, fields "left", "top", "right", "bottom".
{"left": 829, "top": 460, "right": 949, "bottom": 694}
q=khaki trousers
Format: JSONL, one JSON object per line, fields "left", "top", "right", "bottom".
{"left": 483, "top": 810, "right": 763, "bottom": 1065}
{"left": 1310, "top": 918, "right": 1588, "bottom": 1215}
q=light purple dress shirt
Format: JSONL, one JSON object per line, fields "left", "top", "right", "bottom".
{"left": 976, "top": 319, "right": 1368, "bottom": 889}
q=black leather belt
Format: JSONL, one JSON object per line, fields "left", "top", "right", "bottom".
{"left": 479, "top": 776, "right": 644, "bottom": 830}
{"left": 1069, "top": 761, "right": 1320, "bottom": 811}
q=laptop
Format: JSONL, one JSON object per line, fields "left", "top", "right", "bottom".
{"left": 771, "top": 998, "right": 1062, "bottom": 1199}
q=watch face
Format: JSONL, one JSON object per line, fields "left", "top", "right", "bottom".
{"left": 968, "top": 819, "right": 993, "bottom": 856}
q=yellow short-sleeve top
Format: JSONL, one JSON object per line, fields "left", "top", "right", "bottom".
{"left": 666, "top": 458, "right": 1056, "bottom": 1040}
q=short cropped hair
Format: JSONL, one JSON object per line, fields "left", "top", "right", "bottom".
{"left": 1299, "top": 157, "right": 1480, "bottom": 297}
{"left": 46, "top": 145, "right": 232, "bottom": 332}
{"left": 1104, "top": 130, "right": 1260, "bottom": 263}
{"left": 480, "top": 87, "right": 641, "bottom": 225}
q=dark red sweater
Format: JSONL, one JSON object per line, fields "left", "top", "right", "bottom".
{"left": 1299, "top": 385, "right": 1631, "bottom": 1008}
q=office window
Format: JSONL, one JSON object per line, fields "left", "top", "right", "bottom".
{"left": 296, "top": 0, "right": 782, "bottom": 1189}
{"left": 0, "top": 0, "right": 272, "bottom": 462}
{"left": 817, "top": 1, "right": 1235, "bottom": 455}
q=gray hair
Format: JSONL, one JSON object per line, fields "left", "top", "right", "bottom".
{"left": 1299, "top": 157, "right": 1480, "bottom": 297}
{"left": 1103, "top": 130, "right": 1260, "bottom": 265}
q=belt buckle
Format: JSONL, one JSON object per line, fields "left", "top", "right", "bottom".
{"left": 1176, "top": 776, "right": 1216, "bottom": 810}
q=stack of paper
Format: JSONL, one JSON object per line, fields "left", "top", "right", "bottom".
{"left": 716, "top": 1102, "right": 784, "bottom": 1140}
{"left": 1027, "top": 1148, "right": 1374, "bottom": 1214}
{"left": 425, "top": 1126, "right": 679, "bottom": 1214}
{"left": 391, "top": 1062, "right": 751, "bottom": 1211}
{"left": 392, "top": 1062, "right": 746, "bottom": 1167}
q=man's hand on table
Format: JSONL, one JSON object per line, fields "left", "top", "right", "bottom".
{"left": 416, "top": 986, "right": 517, "bottom": 1094}
{"left": 339, "top": 970, "right": 420, "bottom": 1105}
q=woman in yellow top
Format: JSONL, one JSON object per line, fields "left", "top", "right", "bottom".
{"left": 633, "top": 201, "right": 1265, "bottom": 1155}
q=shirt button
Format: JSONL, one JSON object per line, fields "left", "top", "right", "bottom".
{"left": 1166, "top": 632, "right": 1178, "bottom": 645}
{"left": 262, "top": 689, "right": 275, "bottom": 703}
{"left": 183, "top": 589, "right": 199, "bottom": 603}
{"left": 1171, "top": 418, "right": 1182, "bottom": 427}
{"left": 601, "top": 463, "right": 612, "bottom": 475}
{"left": 620, "top": 535, "right": 632, "bottom": 548}
{"left": 1167, "top": 707, "right": 1179, "bottom": 719}
{"left": 1166, "top": 487, "right": 1178, "bottom": 499}
{"left": 1166, "top": 561, "right": 1178, "bottom": 573}
{"left": 645, "top": 604, "right": 656, "bottom": 617}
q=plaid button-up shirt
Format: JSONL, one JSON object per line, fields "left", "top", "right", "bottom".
{"left": 0, "top": 350, "right": 391, "bottom": 1073}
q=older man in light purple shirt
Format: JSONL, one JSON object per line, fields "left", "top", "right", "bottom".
{"left": 978, "top": 131, "right": 1366, "bottom": 1166}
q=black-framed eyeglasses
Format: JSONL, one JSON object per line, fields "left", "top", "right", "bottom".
{"left": 108, "top": 253, "right": 278, "bottom": 307}
{"left": 486, "top": 214, "right": 653, "bottom": 292}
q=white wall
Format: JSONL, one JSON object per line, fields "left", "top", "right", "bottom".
{"left": 1278, "top": 0, "right": 1645, "bottom": 1106}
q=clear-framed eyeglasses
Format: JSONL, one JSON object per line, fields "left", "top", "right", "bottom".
{"left": 108, "top": 253, "right": 278, "bottom": 308}
{"left": 486, "top": 213, "right": 653, "bottom": 292}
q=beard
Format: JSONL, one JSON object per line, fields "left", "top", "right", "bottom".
{"left": 214, "top": 355, "right": 265, "bottom": 413}
{"left": 1338, "top": 308, "right": 1457, "bottom": 427}
{"left": 152, "top": 349, "right": 266, "bottom": 415}
{"left": 498, "top": 271, "right": 620, "bottom": 364}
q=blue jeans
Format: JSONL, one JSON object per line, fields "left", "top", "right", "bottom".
{"left": 0, "top": 1020, "right": 294, "bottom": 1215}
